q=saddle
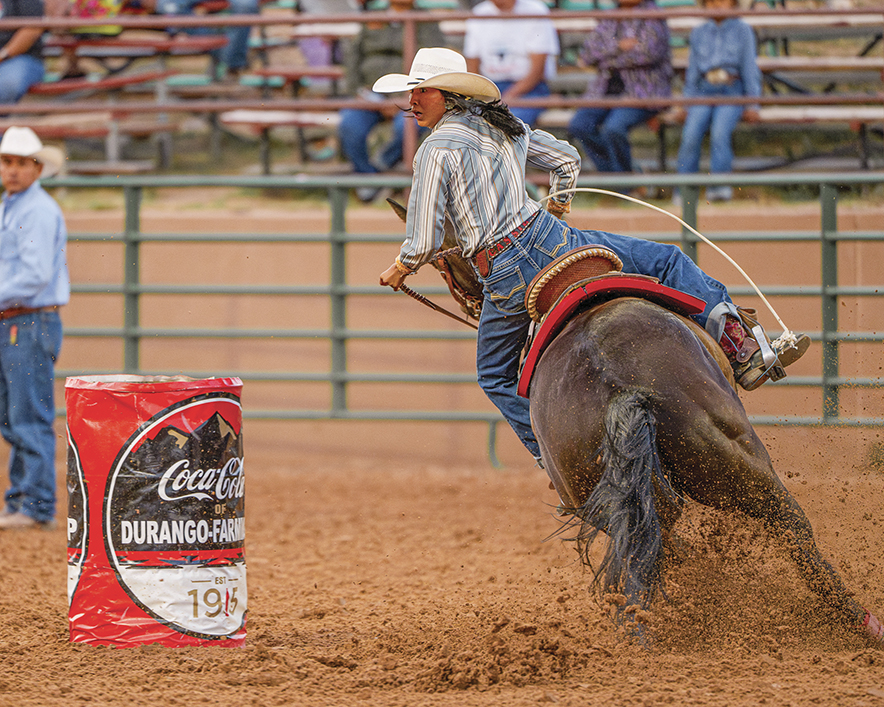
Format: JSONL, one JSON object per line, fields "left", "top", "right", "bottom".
{"left": 517, "top": 246, "right": 707, "bottom": 399}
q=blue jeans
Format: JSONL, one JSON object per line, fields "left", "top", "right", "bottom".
{"left": 338, "top": 108, "right": 407, "bottom": 174}
{"left": 568, "top": 106, "right": 658, "bottom": 173}
{"left": 676, "top": 79, "right": 746, "bottom": 175}
{"left": 476, "top": 210, "right": 732, "bottom": 458}
{"left": 0, "top": 311, "right": 62, "bottom": 523}
{"left": 0, "top": 55, "right": 45, "bottom": 103}
{"left": 495, "top": 80, "right": 550, "bottom": 128}
{"left": 160, "top": 0, "right": 258, "bottom": 70}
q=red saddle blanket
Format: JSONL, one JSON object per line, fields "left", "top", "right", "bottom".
{"left": 517, "top": 273, "right": 707, "bottom": 399}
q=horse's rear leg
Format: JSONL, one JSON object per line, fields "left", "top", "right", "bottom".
{"left": 681, "top": 428, "right": 882, "bottom": 645}
{"left": 739, "top": 480, "right": 884, "bottom": 643}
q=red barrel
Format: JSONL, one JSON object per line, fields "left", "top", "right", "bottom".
{"left": 66, "top": 375, "right": 246, "bottom": 648}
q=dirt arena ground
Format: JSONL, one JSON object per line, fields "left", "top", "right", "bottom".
{"left": 2, "top": 427, "right": 883, "bottom": 707}
{"left": 1, "top": 197, "right": 883, "bottom": 706}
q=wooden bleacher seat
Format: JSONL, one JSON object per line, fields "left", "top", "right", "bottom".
{"left": 0, "top": 112, "right": 181, "bottom": 173}
{"left": 247, "top": 65, "right": 345, "bottom": 96}
{"left": 219, "top": 108, "right": 342, "bottom": 173}
{"left": 536, "top": 103, "right": 883, "bottom": 171}
{"left": 42, "top": 35, "right": 229, "bottom": 76}
{"left": 28, "top": 68, "right": 176, "bottom": 97}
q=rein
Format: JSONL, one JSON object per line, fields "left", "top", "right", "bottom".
{"left": 397, "top": 245, "right": 480, "bottom": 330}
{"left": 399, "top": 283, "right": 478, "bottom": 330}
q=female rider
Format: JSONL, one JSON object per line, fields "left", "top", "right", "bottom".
{"left": 376, "top": 48, "right": 807, "bottom": 464}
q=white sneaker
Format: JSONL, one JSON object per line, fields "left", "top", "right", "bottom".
{"left": 671, "top": 190, "right": 683, "bottom": 209}
{"left": 0, "top": 511, "right": 56, "bottom": 530}
{"left": 706, "top": 185, "right": 733, "bottom": 202}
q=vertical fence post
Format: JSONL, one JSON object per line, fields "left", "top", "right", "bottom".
{"left": 820, "top": 183, "right": 839, "bottom": 421}
{"left": 680, "top": 184, "right": 699, "bottom": 262}
{"left": 123, "top": 186, "right": 142, "bottom": 374}
{"left": 329, "top": 187, "right": 348, "bottom": 415}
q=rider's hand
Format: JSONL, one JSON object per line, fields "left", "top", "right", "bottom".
{"left": 379, "top": 262, "right": 408, "bottom": 291}
{"left": 547, "top": 200, "right": 571, "bottom": 219}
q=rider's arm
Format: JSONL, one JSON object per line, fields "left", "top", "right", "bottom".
{"left": 526, "top": 127, "right": 581, "bottom": 213}
{"left": 397, "top": 142, "right": 449, "bottom": 273}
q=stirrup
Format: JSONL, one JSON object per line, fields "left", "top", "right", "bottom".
{"left": 731, "top": 308, "right": 810, "bottom": 391}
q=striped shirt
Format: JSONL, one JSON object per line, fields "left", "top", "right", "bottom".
{"left": 399, "top": 110, "right": 580, "bottom": 271}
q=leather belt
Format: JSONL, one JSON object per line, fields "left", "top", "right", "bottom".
{"left": 0, "top": 306, "right": 59, "bottom": 322}
{"left": 473, "top": 211, "right": 540, "bottom": 278}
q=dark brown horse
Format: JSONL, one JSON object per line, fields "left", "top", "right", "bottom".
{"left": 387, "top": 200, "right": 884, "bottom": 647}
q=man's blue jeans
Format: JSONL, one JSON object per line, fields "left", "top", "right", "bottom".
{"left": 569, "top": 106, "right": 658, "bottom": 173}
{"left": 338, "top": 108, "right": 406, "bottom": 174}
{"left": 476, "top": 209, "right": 732, "bottom": 458}
{"left": 160, "top": 0, "right": 259, "bottom": 70}
{"left": 0, "top": 55, "right": 45, "bottom": 103}
{"left": 494, "top": 80, "right": 551, "bottom": 128}
{"left": 676, "top": 79, "right": 746, "bottom": 175}
{"left": 0, "top": 311, "right": 62, "bottom": 523}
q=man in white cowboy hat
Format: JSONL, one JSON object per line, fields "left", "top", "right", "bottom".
{"left": 0, "top": 126, "right": 69, "bottom": 530}
{"left": 376, "top": 48, "right": 808, "bottom": 466}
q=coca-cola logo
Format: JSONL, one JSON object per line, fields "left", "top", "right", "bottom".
{"left": 158, "top": 456, "right": 245, "bottom": 502}
{"left": 104, "top": 398, "right": 244, "bottom": 555}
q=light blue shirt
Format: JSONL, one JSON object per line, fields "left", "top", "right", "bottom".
{"left": 684, "top": 17, "right": 762, "bottom": 98}
{"left": 399, "top": 110, "right": 580, "bottom": 271}
{"left": 0, "top": 181, "right": 70, "bottom": 311}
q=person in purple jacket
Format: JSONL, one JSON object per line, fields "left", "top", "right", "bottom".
{"left": 568, "top": 0, "right": 672, "bottom": 174}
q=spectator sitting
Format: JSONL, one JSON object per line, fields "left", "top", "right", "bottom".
{"left": 159, "top": 0, "right": 259, "bottom": 80}
{"left": 462, "top": 0, "right": 559, "bottom": 127}
{"left": 672, "top": 0, "right": 761, "bottom": 203}
{"left": 0, "top": 0, "right": 46, "bottom": 103}
{"left": 568, "top": 0, "right": 671, "bottom": 175}
{"left": 45, "top": 0, "right": 125, "bottom": 79}
{"left": 338, "top": 0, "right": 445, "bottom": 203}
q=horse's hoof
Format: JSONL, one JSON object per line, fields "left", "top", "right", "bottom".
{"left": 863, "top": 610, "right": 884, "bottom": 645}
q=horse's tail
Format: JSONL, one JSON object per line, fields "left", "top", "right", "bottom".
{"left": 574, "top": 390, "right": 682, "bottom": 609}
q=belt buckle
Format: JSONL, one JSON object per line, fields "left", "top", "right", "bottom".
{"left": 705, "top": 68, "right": 731, "bottom": 85}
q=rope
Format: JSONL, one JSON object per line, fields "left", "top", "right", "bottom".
{"left": 544, "top": 187, "right": 798, "bottom": 350}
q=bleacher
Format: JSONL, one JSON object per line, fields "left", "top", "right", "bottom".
{"left": 0, "top": 3, "right": 879, "bottom": 175}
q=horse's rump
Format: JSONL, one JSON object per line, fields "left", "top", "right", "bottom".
{"left": 531, "top": 296, "right": 739, "bottom": 512}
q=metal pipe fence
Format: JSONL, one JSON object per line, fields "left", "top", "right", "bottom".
{"left": 49, "top": 172, "right": 884, "bottom": 464}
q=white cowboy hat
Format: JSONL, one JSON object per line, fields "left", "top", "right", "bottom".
{"left": 372, "top": 47, "right": 501, "bottom": 103}
{"left": 0, "top": 126, "right": 65, "bottom": 178}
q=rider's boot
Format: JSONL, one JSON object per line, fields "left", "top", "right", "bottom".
{"left": 719, "top": 307, "right": 811, "bottom": 391}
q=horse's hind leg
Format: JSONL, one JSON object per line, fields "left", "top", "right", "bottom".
{"left": 679, "top": 424, "right": 880, "bottom": 642}
{"left": 741, "top": 479, "right": 864, "bottom": 623}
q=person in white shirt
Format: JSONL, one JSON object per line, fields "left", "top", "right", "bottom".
{"left": 462, "top": 0, "right": 559, "bottom": 127}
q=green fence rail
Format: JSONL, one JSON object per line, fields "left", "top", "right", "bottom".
{"left": 48, "top": 172, "right": 884, "bottom": 465}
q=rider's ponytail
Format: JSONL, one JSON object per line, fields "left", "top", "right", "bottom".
{"left": 441, "top": 91, "right": 526, "bottom": 140}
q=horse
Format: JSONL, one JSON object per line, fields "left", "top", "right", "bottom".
{"left": 386, "top": 199, "right": 884, "bottom": 647}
